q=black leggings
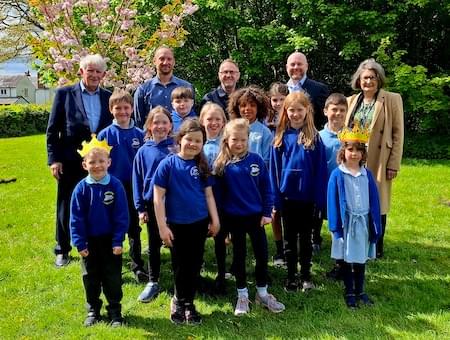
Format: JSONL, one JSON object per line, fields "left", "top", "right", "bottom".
{"left": 282, "top": 200, "right": 314, "bottom": 281}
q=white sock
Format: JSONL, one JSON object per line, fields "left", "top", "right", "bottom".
{"left": 256, "top": 285, "right": 268, "bottom": 298}
{"left": 237, "top": 288, "right": 248, "bottom": 298}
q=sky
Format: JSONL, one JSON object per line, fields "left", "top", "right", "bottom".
{"left": 0, "top": 57, "right": 38, "bottom": 76}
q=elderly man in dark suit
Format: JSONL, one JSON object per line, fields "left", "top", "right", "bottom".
{"left": 286, "top": 52, "right": 329, "bottom": 129}
{"left": 47, "top": 54, "right": 112, "bottom": 267}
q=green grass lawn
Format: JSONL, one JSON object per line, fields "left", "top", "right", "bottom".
{"left": 0, "top": 135, "right": 449, "bottom": 339}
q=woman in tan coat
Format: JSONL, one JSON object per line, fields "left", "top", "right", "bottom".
{"left": 346, "top": 59, "right": 404, "bottom": 258}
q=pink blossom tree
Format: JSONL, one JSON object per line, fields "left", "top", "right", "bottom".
{"left": 29, "top": 0, "right": 198, "bottom": 89}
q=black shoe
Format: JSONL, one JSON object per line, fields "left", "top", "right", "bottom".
{"left": 55, "top": 253, "right": 70, "bottom": 267}
{"left": 134, "top": 269, "right": 149, "bottom": 284}
{"left": 170, "top": 297, "right": 186, "bottom": 325}
{"left": 110, "top": 316, "right": 124, "bottom": 327}
{"left": 84, "top": 311, "right": 101, "bottom": 327}
{"left": 357, "top": 293, "right": 374, "bottom": 306}
{"left": 345, "top": 294, "right": 358, "bottom": 310}
{"left": 284, "top": 279, "right": 298, "bottom": 293}
{"left": 214, "top": 276, "right": 227, "bottom": 295}
{"left": 185, "top": 303, "right": 202, "bottom": 325}
{"left": 326, "top": 265, "right": 343, "bottom": 281}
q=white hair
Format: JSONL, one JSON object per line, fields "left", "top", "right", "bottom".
{"left": 79, "top": 54, "right": 107, "bottom": 72}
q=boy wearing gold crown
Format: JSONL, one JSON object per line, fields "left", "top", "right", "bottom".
{"left": 70, "top": 136, "right": 129, "bottom": 327}
{"left": 327, "top": 124, "right": 381, "bottom": 309}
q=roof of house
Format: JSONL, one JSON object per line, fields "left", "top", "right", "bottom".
{"left": 0, "top": 75, "right": 33, "bottom": 88}
{"left": 0, "top": 97, "right": 30, "bottom": 105}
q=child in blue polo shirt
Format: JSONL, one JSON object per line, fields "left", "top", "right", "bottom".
{"left": 214, "top": 118, "right": 285, "bottom": 316}
{"left": 97, "top": 89, "right": 147, "bottom": 283}
{"left": 70, "top": 136, "right": 129, "bottom": 327}
{"left": 153, "top": 119, "right": 220, "bottom": 325}
{"left": 199, "top": 102, "right": 230, "bottom": 293}
{"left": 133, "top": 106, "right": 174, "bottom": 303}
{"left": 171, "top": 87, "right": 196, "bottom": 132}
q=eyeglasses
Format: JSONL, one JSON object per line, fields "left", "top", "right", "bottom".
{"left": 219, "top": 70, "right": 239, "bottom": 75}
{"left": 361, "top": 75, "right": 377, "bottom": 81}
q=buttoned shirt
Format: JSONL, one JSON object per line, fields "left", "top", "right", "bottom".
{"left": 80, "top": 81, "right": 102, "bottom": 132}
{"left": 287, "top": 74, "right": 307, "bottom": 93}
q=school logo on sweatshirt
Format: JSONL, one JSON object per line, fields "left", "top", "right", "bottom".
{"left": 190, "top": 166, "right": 200, "bottom": 178}
{"left": 103, "top": 191, "right": 115, "bottom": 205}
{"left": 132, "top": 138, "right": 141, "bottom": 148}
{"left": 250, "top": 164, "right": 260, "bottom": 177}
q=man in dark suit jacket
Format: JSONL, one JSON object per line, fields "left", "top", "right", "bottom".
{"left": 286, "top": 52, "right": 329, "bottom": 129}
{"left": 46, "top": 54, "right": 112, "bottom": 267}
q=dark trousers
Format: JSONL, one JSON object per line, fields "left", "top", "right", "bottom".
{"left": 342, "top": 262, "right": 366, "bottom": 295}
{"left": 123, "top": 182, "right": 144, "bottom": 272}
{"left": 282, "top": 200, "right": 314, "bottom": 281}
{"left": 312, "top": 214, "right": 323, "bottom": 245}
{"left": 170, "top": 218, "right": 209, "bottom": 304}
{"left": 376, "top": 214, "right": 387, "bottom": 257}
{"left": 225, "top": 214, "right": 268, "bottom": 289}
{"left": 55, "top": 160, "right": 86, "bottom": 255}
{"left": 81, "top": 236, "right": 123, "bottom": 317}
{"left": 145, "top": 202, "right": 162, "bottom": 282}
{"left": 214, "top": 219, "right": 228, "bottom": 280}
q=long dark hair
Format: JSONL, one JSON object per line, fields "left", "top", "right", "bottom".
{"left": 176, "top": 118, "right": 210, "bottom": 180}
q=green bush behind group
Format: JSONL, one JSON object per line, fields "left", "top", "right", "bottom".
{"left": 1, "top": 0, "right": 449, "bottom": 160}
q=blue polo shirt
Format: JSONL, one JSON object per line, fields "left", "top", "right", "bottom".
{"left": 153, "top": 154, "right": 213, "bottom": 224}
{"left": 133, "top": 75, "right": 194, "bottom": 128}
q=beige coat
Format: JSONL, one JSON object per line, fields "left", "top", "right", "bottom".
{"left": 346, "top": 89, "right": 404, "bottom": 214}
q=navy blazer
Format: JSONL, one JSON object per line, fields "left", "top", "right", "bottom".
{"left": 302, "top": 78, "right": 329, "bottom": 129}
{"left": 46, "top": 82, "right": 112, "bottom": 165}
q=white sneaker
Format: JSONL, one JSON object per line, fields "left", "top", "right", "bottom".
{"left": 255, "top": 293, "right": 285, "bottom": 313}
{"left": 234, "top": 296, "right": 250, "bottom": 316}
{"left": 302, "top": 280, "right": 315, "bottom": 292}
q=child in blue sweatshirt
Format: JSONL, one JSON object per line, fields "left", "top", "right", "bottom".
{"left": 270, "top": 92, "right": 328, "bottom": 293}
{"left": 327, "top": 129, "right": 381, "bottom": 309}
{"left": 132, "top": 106, "right": 174, "bottom": 303}
{"left": 70, "top": 137, "right": 129, "bottom": 327}
{"left": 154, "top": 119, "right": 220, "bottom": 325}
{"left": 319, "top": 93, "right": 348, "bottom": 278}
{"left": 228, "top": 86, "right": 273, "bottom": 165}
{"left": 171, "top": 87, "right": 196, "bottom": 132}
{"left": 97, "top": 89, "right": 147, "bottom": 283}
{"left": 214, "top": 118, "right": 285, "bottom": 316}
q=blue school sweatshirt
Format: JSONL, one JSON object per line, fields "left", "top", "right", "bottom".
{"left": 269, "top": 127, "right": 328, "bottom": 211}
{"left": 70, "top": 174, "right": 129, "bottom": 251}
{"left": 97, "top": 120, "right": 144, "bottom": 183}
{"left": 171, "top": 110, "right": 197, "bottom": 132}
{"left": 215, "top": 152, "right": 273, "bottom": 218}
{"left": 249, "top": 120, "right": 273, "bottom": 164}
{"left": 132, "top": 138, "right": 174, "bottom": 213}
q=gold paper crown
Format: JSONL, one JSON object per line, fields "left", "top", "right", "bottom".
{"left": 77, "top": 134, "right": 112, "bottom": 157}
{"left": 337, "top": 122, "right": 370, "bottom": 144}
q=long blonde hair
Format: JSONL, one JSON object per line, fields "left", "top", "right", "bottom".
{"left": 273, "top": 92, "right": 318, "bottom": 149}
{"left": 213, "top": 118, "right": 249, "bottom": 176}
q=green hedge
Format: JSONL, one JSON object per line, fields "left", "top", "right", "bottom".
{"left": 1, "top": 104, "right": 449, "bottom": 159}
{"left": 0, "top": 104, "right": 50, "bottom": 137}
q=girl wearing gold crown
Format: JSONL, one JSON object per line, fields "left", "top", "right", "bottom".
{"left": 327, "top": 126, "right": 382, "bottom": 309}
{"left": 270, "top": 92, "right": 328, "bottom": 293}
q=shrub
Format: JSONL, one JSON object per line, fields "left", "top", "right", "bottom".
{"left": 0, "top": 104, "right": 50, "bottom": 138}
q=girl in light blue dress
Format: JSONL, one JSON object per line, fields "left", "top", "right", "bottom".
{"left": 327, "top": 134, "right": 381, "bottom": 309}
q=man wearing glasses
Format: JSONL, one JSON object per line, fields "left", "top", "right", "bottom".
{"left": 199, "top": 59, "right": 240, "bottom": 118}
